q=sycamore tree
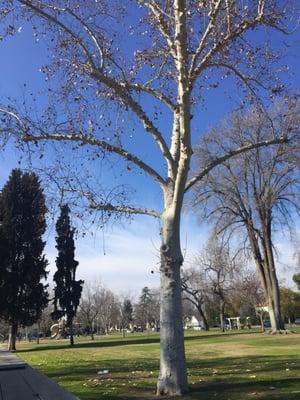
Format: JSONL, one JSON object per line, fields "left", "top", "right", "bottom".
{"left": 0, "top": 0, "right": 299, "bottom": 395}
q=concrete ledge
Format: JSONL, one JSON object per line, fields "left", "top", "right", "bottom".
{"left": 0, "top": 349, "right": 80, "bottom": 399}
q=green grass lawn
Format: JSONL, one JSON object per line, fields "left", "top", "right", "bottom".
{"left": 15, "top": 328, "right": 300, "bottom": 400}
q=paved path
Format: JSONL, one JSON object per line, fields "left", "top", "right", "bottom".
{"left": 0, "top": 349, "right": 79, "bottom": 400}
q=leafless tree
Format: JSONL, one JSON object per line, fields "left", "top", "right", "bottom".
{"left": 181, "top": 267, "right": 210, "bottom": 331}
{"left": 78, "top": 281, "right": 103, "bottom": 340}
{"left": 98, "top": 289, "right": 120, "bottom": 334}
{"left": 181, "top": 297, "right": 195, "bottom": 327}
{"left": 229, "top": 270, "right": 266, "bottom": 330}
{"left": 38, "top": 302, "right": 53, "bottom": 338}
{"left": 0, "top": 1, "right": 298, "bottom": 394}
{"left": 199, "top": 234, "right": 240, "bottom": 331}
{"left": 194, "top": 101, "right": 300, "bottom": 332}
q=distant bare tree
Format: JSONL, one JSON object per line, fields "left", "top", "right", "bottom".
{"left": 230, "top": 270, "right": 266, "bottom": 330}
{"left": 200, "top": 234, "right": 240, "bottom": 331}
{"left": 194, "top": 101, "right": 300, "bottom": 332}
{"left": 98, "top": 289, "right": 120, "bottom": 334}
{"left": 181, "top": 267, "right": 210, "bottom": 331}
{"left": 182, "top": 298, "right": 195, "bottom": 327}
{"left": 78, "top": 281, "right": 103, "bottom": 340}
{"left": 38, "top": 302, "right": 53, "bottom": 338}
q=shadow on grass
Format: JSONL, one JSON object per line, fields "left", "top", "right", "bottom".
{"left": 57, "top": 374, "right": 300, "bottom": 400}
{"left": 186, "top": 377, "right": 300, "bottom": 400}
{"left": 17, "top": 331, "right": 258, "bottom": 353}
{"left": 187, "top": 354, "right": 300, "bottom": 375}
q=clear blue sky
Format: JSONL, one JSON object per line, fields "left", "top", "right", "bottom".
{"left": 0, "top": 8, "right": 299, "bottom": 293}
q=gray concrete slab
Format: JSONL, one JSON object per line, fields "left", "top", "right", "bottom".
{"left": 0, "top": 350, "right": 25, "bottom": 370}
{"left": 0, "top": 349, "right": 80, "bottom": 399}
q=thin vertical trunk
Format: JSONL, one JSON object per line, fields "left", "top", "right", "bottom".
{"left": 259, "top": 313, "right": 265, "bottom": 332}
{"left": 69, "top": 322, "right": 74, "bottom": 346}
{"left": 91, "top": 321, "right": 94, "bottom": 340}
{"left": 36, "top": 321, "right": 40, "bottom": 344}
{"left": 197, "top": 305, "right": 209, "bottom": 331}
{"left": 219, "top": 299, "right": 225, "bottom": 332}
{"left": 8, "top": 322, "right": 18, "bottom": 351}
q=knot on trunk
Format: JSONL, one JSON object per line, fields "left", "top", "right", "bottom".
{"left": 161, "top": 244, "right": 170, "bottom": 254}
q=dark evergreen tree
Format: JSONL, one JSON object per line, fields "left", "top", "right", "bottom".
{"left": 121, "top": 299, "right": 133, "bottom": 337}
{"left": 52, "top": 204, "right": 83, "bottom": 346}
{"left": 0, "top": 169, "right": 48, "bottom": 351}
{"left": 293, "top": 274, "right": 300, "bottom": 291}
{"left": 136, "top": 287, "right": 153, "bottom": 330}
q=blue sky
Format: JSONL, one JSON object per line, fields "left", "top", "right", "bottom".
{"left": 0, "top": 9, "right": 299, "bottom": 295}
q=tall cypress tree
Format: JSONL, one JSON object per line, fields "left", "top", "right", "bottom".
{"left": 52, "top": 204, "right": 83, "bottom": 346}
{"left": 0, "top": 169, "right": 48, "bottom": 351}
{"left": 121, "top": 299, "right": 133, "bottom": 337}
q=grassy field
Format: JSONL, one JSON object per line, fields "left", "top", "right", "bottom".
{"left": 15, "top": 328, "right": 300, "bottom": 400}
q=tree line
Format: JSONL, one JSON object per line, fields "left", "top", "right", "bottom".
{"left": 1, "top": 262, "right": 300, "bottom": 345}
{"left": 182, "top": 234, "right": 300, "bottom": 332}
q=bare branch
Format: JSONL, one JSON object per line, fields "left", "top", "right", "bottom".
{"left": 18, "top": 0, "right": 96, "bottom": 69}
{"left": 90, "top": 202, "right": 161, "bottom": 219}
{"left": 88, "top": 72, "right": 175, "bottom": 172}
{"left": 18, "top": 0, "right": 175, "bottom": 173}
{"left": 141, "top": 1, "right": 177, "bottom": 57}
{"left": 0, "top": 106, "right": 167, "bottom": 187}
{"left": 27, "top": 132, "right": 167, "bottom": 187}
{"left": 190, "top": 14, "right": 266, "bottom": 84}
{"left": 207, "top": 62, "right": 268, "bottom": 92}
{"left": 185, "top": 136, "right": 289, "bottom": 192}
{"left": 189, "top": 0, "right": 222, "bottom": 78}
{"left": 129, "top": 83, "right": 176, "bottom": 111}
{"left": 0, "top": 107, "right": 27, "bottom": 131}
{"left": 65, "top": 7, "right": 104, "bottom": 69}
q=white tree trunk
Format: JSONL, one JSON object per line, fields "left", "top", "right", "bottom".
{"left": 157, "top": 213, "right": 188, "bottom": 396}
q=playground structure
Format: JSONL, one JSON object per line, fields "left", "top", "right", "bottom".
{"left": 50, "top": 319, "right": 85, "bottom": 339}
{"left": 50, "top": 318, "right": 67, "bottom": 339}
{"left": 225, "top": 316, "right": 252, "bottom": 330}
